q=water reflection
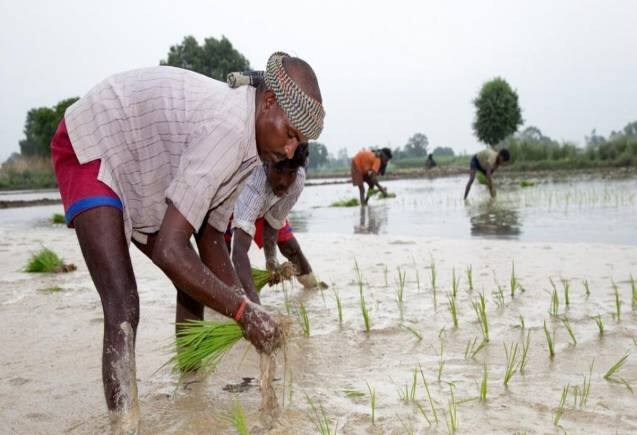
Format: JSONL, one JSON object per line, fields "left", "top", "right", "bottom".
{"left": 354, "top": 205, "right": 387, "bottom": 234}
{"left": 468, "top": 200, "right": 521, "bottom": 239}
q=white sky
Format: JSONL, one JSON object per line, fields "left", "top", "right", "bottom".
{"left": 1, "top": 0, "right": 636, "bottom": 161}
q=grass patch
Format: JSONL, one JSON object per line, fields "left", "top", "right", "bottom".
{"left": 472, "top": 292, "right": 489, "bottom": 342}
{"left": 553, "top": 384, "right": 569, "bottom": 427}
{"left": 594, "top": 314, "right": 605, "bottom": 336}
{"left": 330, "top": 198, "right": 360, "bottom": 207}
{"left": 367, "top": 383, "right": 376, "bottom": 425}
{"left": 401, "top": 324, "right": 423, "bottom": 342}
{"left": 464, "top": 337, "right": 487, "bottom": 360}
{"left": 519, "top": 331, "right": 531, "bottom": 373}
{"left": 306, "top": 394, "right": 337, "bottom": 435}
{"left": 448, "top": 294, "right": 458, "bottom": 328}
{"left": 503, "top": 342, "right": 519, "bottom": 387}
{"left": 543, "top": 320, "right": 556, "bottom": 358}
{"left": 51, "top": 213, "right": 65, "bottom": 224}
{"left": 295, "top": 303, "right": 311, "bottom": 337}
{"left": 24, "top": 247, "right": 73, "bottom": 273}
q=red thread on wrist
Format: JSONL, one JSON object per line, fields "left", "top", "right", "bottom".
{"left": 233, "top": 296, "right": 249, "bottom": 321}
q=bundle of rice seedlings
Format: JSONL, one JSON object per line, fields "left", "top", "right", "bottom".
{"left": 51, "top": 213, "right": 65, "bottom": 224}
{"left": 330, "top": 198, "right": 360, "bottom": 207}
{"left": 24, "top": 247, "right": 76, "bottom": 273}
{"left": 171, "top": 319, "right": 244, "bottom": 373}
{"left": 476, "top": 171, "right": 488, "bottom": 185}
{"left": 251, "top": 267, "right": 270, "bottom": 292}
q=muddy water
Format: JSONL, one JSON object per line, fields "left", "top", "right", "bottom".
{"left": 1, "top": 174, "right": 637, "bottom": 434}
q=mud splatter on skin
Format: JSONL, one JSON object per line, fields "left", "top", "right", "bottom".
{"left": 108, "top": 322, "right": 140, "bottom": 435}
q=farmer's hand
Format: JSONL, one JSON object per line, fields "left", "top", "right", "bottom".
{"left": 239, "top": 302, "right": 283, "bottom": 355}
{"left": 297, "top": 272, "right": 329, "bottom": 290}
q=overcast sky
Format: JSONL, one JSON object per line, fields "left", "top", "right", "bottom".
{"left": 1, "top": 0, "right": 636, "bottom": 162}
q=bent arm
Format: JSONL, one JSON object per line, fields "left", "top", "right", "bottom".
{"left": 278, "top": 235, "right": 311, "bottom": 276}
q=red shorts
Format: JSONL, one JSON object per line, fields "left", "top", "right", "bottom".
{"left": 50, "top": 118, "right": 122, "bottom": 225}
{"left": 225, "top": 217, "right": 294, "bottom": 249}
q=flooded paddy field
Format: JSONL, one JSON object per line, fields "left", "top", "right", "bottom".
{"left": 1, "top": 173, "right": 636, "bottom": 434}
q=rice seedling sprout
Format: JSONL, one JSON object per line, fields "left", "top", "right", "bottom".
{"left": 401, "top": 324, "right": 423, "bottom": 342}
{"left": 561, "top": 278, "right": 570, "bottom": 307}
{"left": 519, "top": 331, "right": 531, "bottom": 373}
{"left": 543, "top": 320, "right": 555, "bottom": 358}
{"left": 451, "top": 267, "right": 460, "bottom": 298}
{"left": 367, "top": 383, "right": 376, "bottom": 425}
{"left": 583, "top": 280, "right": 591, "bottom": 298}
{"left": 296, "top": 303, "right": 310, "bottom": 337}
{"left": 472, "top": 292, "right": 489, "bottom": 342}
{"left": 503, "top": 342, "right": 519, "bottom": 387}
{"left": 561, "top": 317, "right": 576, "bottom": 345}
{"left": 24, "top": 247, "right": 66, "bottom": 273}
{"left": 613, "top": 280, "right": 621, "bottom": 321}
{"left": 418, "top": 365, "right": 439, "bottom": 424}
{"left": 430, "top": 257, "right": 437, "bottom": 307}
{"left": 445, "top": 385, "right": 458, "bottom": 433}
{"left": 466, "top": 265, "right": 474, "bottom": 292}
{"left": 306, "top": 394, "right": 336, "bottom": 435}
{"left": 333, "top": 290, "right": 343, "bottom": 327}
{"left": 510, "top": 260, "right": 518, "bottom": 297}
{"left": 448, "top": 294, "right": 458, "bottom": 328}
{"left": 437, "top": 339, "right": 446, "bottom": 381}
{"left": 479, "top": 364, "right": 488, "bottom": 401}
{"left": 603, "top": 353, "right": 630, "bottom": 380}
{"left": 553, "top": 384, "right": 569, "bottom": 427}
{"left": 219, "top": 396, "right": 249, "bottom": 435}
{"left": 594, "top": 314, "right": 605, "bottom": 335}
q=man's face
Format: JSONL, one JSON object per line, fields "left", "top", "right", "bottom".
{"left": 266, "top": 164, "right": 298, "bottom": 197}
{"left": 255, "top": 90, "right": 305, "bottom": 164}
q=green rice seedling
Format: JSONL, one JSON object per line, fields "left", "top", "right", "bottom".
{"left": 51, "top": 213, "right": 65, "bottom": 224}
{"left": 519, "top": 314, "right": 525, "bottom": 330}
{"left": 171, "top": 319, "right": 244, "bottom": 373}
{"left": 583, "top": 280, "right": 591, "bottom": 298}
{"left": 466, "top": 265, "right": 474, "bottom": 292}
{"left": 39, "top": 286, "right": 63, "bottom": 294}
{"left": 418, "top": 364, "right": 439, "bottom": 424}
{"left": 561, "top": 278, "right": 570, "bottom": 307}
{"left": 578, "top": 360, "right": 594, "bottom": 408}
{"left": 510, "top": 260, "right": 519, "bottom": 297}
{"left": 24, "top": 247, "right": 65, "bottom": 273}
{"left": 631, "top": 274, "right": 636, "bottom": 310}
{"left": 430, "top": 257, "right": 437, "bottom": 307}
{"left": 330, "top": 198, "right": 359, "bottom": 207}
{"left": 395, "top": 268, "right": 406, "bottom": 320}
{"left": 561, "top": 317, "right": 576, "bottom": 345}
{"left": 549, "top": 288, "right": 559, "bottom": 317}
{"left": 354, "top": 260, "right": 364, "bottom": 292}
{"left": 416, "top": 269, "right": 421, "bottom": 293}
{"left": 519, "top": 331, "right": 531, "bottom": 373}
{"left": 399, "top": 367, "right": 418, "bottom": 402}
{"left": 401, "top": 324, "right": 423, "bottom": 342}
{"left": 367, "top": 383, "right": 376, "bottom": 425}
{"left": 594, "top": 314, "right": 605, "bottom": 336}
{"left": 445, "top": 385, "right": 458, "bottom": 433}
{"left": 333, "top": 290, "right": 343, "bottom": 327}
{"left": 612, "top": 281, "right": 622, "bottom": 321}
{"left": 553, "top": 384, "right": 569, "bottom": 426}
{"left": 603, "top": 353, "right": 630, "bottom": 380}
{"left": 251, "top": 268, "right": 270, "bottom": 292}
{"left": 448, "top": 294, "right": 458, "bottom": 328}
{"left": 437, "top": 339, "right": 446, "bottom": 381}
{"left": 472, "top": 292, "right": 489, "bottom": 342}
{"left": 503, "top": 342, "right": 519, "bottom": 387}
{"left": 414, "top": 400, "right": 432, "bottom": 426}
{"left": 493, "top": 284, "right": 505, "bottom": 309}
{"left": 219, "top": 395, "right": 249, "bottom": 435}
{"left": 306, "top": 394, "right": 336, "bottom": 435}
{"left": 464, "top": 337, "right": 481, "bottom": 360}
{"left": 343, "top": 389, "right": 365, "bottom": 398}
{"left": 383, "top": 264, "right": 388, "bottom": 287}
{"left": 479, "top": 364, "right": 488, "bottom": 401}
{"left": 543, "top": 320, "right": 555, "bottom": 358}
{"left": 295, "top": 303, "right": 310, "bottom": 337}
{"left": 360, "top": 287, "right": 371, "bottom": 333}
{"left": 451, "top": 267, "right": 460, "bottom": 298}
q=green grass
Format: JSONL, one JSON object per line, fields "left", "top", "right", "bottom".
{"left": 360, "top": 287, "right": 371, "bottom": 333}
{"left": 543, "top": 320, "right": 556, "bottom": 358}
{"left": 577, "top": 360, "right": 594, "bottom": 408}
{"left": 594, "top": 314, "right": 605, "bottom": 336}
{"left": 613, "top": 281, "right": 622, "bottom": 321}
{"left": 451, "top": 267, "right": 460, "bottom": 298}
{"left": 561, "top": 278, "right": 571, "bottom": 307}
{"left": 399, "top": 367, "right": 419, "bottom": 402}
{"left": 553, "top": 384, "right": 569, "bottom": 426}
{"left": 331, "top": 292, "right": 342, "bottom": 328}
{"left": 401, "top": 324, "right": 423, "bottom": 342}
{"left": 549, "top": 287, "right": 559, "bottom": 317}
{"left": 220, "top": 396, "right": 249, "bottom": 435}
{"left": 503, "top": 342, "right": 519, "bottom": 387}
{"left": 419, "top": 365, "right": 439, "bottom": 424}
{"left": 51, "top": 213, "right": 65, "bottom": 224}
{"left": 330, "top": 198, "right": 360, "bottom": 207}
{"left": 479, "top": 364, "right": 488, "bottom": 401}
{"left": 466, "top": 265, "right": 474, "bottom": 292}
{"left": 562, "top": 317, "right": 577, "bottom": 345}
{"left": 445, "top": 385, "right": 458, "bottom": 433}
{"left": 437, "top": 339, "right": 446, "bottom": 381}
{"left": 395, "top": 267, "right": 406, "bottom": 320}
{"left": 306, "top": 394, "right": 337, "bottom": 435}
{"left": 171, "top": 319, "right": 243, "bottom": 373}
{"left": 448, "top": 294, "right": 458, "bottom": 328}
{"left": 343, "top": 389, "right": 365, "bottom": 398}
{"left": 367, "top": 383, "right": 376, "bottom": 425}
{"left": 519, "top": 331, "right": 531, "bottom": 373}
{"left": 24, "top": 247, "right": 65, "bottom": 273}
{"left": 39, "top": 286, "right": 63, "bottom": 294}
{"left": 296, "top": 303, "right": 311, "bottom": 337}
{"left": 603, "top": 353, "right": 630, "bottom": 380}
{"left": 472, "top": 292, "right": 489, "bottom": 342}
{"left": 510, "top": 260, "right": 519, "bottom": 297}
{"left": 493, "top": 285, "right": 505, "bottom": 309}
{"left": 464, "top": 337, "right": 487, "bottom": 360}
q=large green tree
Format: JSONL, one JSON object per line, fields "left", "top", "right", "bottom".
{"left": 19, "top": 97, "right": 79, "bottom": 156}
{"left": 472, "top": 77, "right": 523, "bottom": 147}
{"left": 308, "top": 142, "right": 329, "bottom": 171}
{"left": 160, "top": 35, "right": 250, "bottom": 81}
{"left": 403, "top": 132, "right": 428, "bottom": 158}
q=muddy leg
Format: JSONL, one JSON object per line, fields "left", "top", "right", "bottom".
{"left": 74, "top": 207, "right": 140, "bottom": 434}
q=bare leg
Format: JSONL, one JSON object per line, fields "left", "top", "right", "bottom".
{"left": 74, "top": 207, "right": 140, "bottom": 434}
{"left": 464, "top": 170, "right": 476, "bottom": 200}
{"left": 358, "top": 185, "right": 366, "bottom": 206}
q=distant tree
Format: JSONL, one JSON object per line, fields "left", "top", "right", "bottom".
{"left": 403, "top": 133, "right": 428, "bottom": 158}
{"left": 308, "top": 141, "right": 329, "bottom": 170}
{"left": 623, "top": 121, "right": 637, "bottom": 137}
{"left": 160, "top": 35, "right": 250, "bottom": 81}
{"left": 19, "top": 97, "right": 79, "bottom": 156}
{"left": 585, "top": 128, "right": 606, "bottom": 147}
{"left": 472, "top": 77, "right": 523, "bottom": 147}
{"left": 432, "top": 146, "right": 455, "bottom": 157}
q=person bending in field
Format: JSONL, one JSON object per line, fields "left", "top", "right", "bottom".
{"left": 464, "top": 148, "right": 511, "bottom": 200}
{"left": 351, "top": 147, "right": 393, "bottom": 206}
{"left": 51, "top": 51, "right": 324, "bottom": 433}
{"left": 225, "top": 140, "right": 327, "bottom": 304}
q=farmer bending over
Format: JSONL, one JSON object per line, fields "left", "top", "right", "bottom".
{"left": 51, "top": 51, "right": 324, "bottom": 433}
{"left": 351, "top": 147, "right": 393, "bottom": 206}
{"left": 464, "top": 148, "right": 510, "bottom": 199}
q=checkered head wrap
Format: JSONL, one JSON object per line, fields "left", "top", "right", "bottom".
{"left": 264, "top": 51, "right": 325, "bottom": 140}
